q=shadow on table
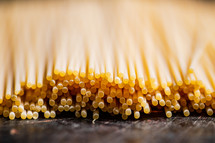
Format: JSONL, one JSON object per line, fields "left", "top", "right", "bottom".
{"left": 0, "top": 112, "right": 214, "bottom": 143}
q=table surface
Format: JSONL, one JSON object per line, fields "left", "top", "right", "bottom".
{"left": 0, "top": 112, "right": 214, "bottom": 143}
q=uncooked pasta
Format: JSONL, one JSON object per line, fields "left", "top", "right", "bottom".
{"left": 0, "top": 0, "right": 215, "bottom": 120}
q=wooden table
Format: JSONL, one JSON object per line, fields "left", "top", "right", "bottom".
{"left": 0, "top": 112, "right": 214, "bottom": 143}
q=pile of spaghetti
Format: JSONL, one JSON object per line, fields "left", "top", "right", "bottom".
{"left": 0, "top": 1, "right": 215, "bottom": 120}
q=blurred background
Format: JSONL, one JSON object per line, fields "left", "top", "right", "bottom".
{"left": 0, "top": 0, "right": 215, "bottom": 143}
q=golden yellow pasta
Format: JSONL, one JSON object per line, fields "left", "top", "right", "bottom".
{"left": 0, "top": 0, "right": 214, "bottom": 120}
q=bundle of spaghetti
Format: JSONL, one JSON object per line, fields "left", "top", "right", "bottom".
{"left": 0, "top": 0, "right": 215, "bottom": 120}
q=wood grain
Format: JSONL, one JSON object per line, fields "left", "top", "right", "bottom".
{"left": 0, "top": 113, "right": 214, "bottom": 143}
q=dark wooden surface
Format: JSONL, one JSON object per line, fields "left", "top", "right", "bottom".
{"left": 0, "top": 112, "right": 214, "bottom": 143}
